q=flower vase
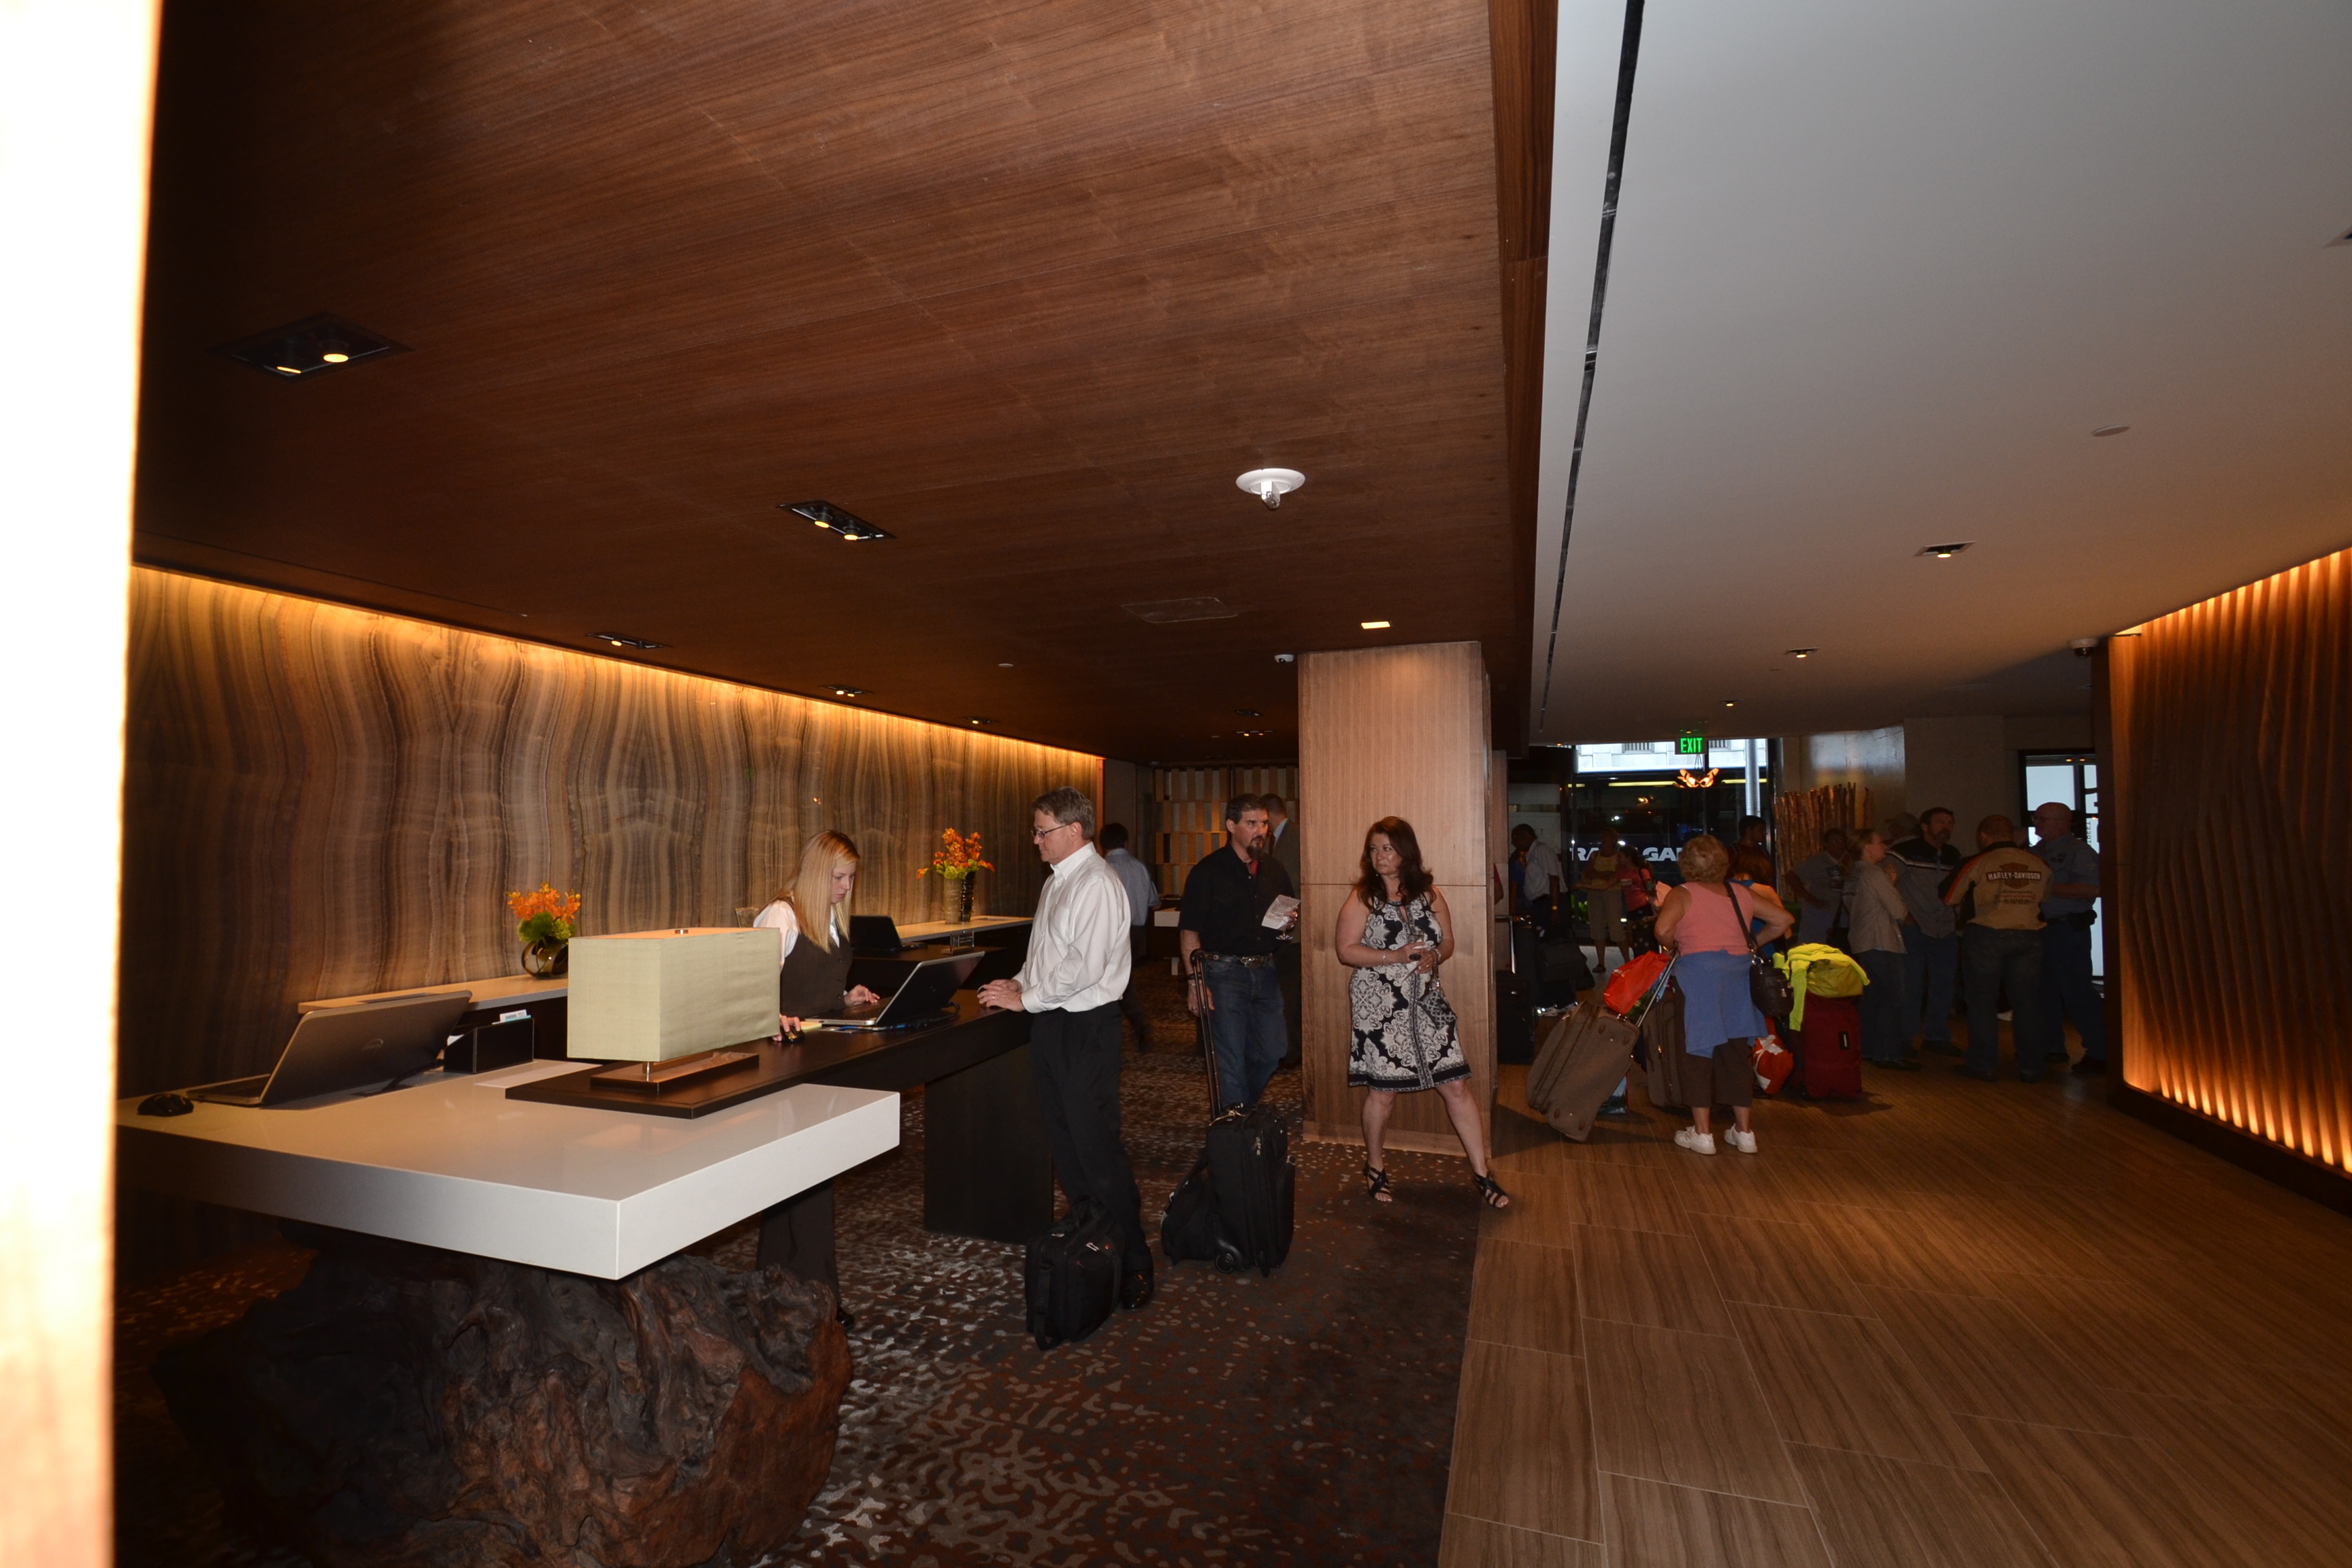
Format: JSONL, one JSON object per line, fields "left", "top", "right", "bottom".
{"left": 521, "top": 938, "right": 569, "bottom": 978}
{"left": 941, "top": 874, "right": 973, "bottom": 926}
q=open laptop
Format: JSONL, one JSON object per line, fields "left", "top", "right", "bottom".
{"left": 188, "top": 992, "right": 472, "bottom": 1106}
{"left": 805, "top": 949, "right": 982, "bottom": 1030}
{"left": 849, "top": 914, "right": 904, "bottom": 954}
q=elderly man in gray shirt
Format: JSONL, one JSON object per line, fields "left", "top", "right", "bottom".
{"left": 1886, "top": 808, "right": 1963, "bottom": 1055}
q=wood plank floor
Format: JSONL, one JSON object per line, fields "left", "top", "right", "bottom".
{"left": 1438, "top": 1036, "right": 2352, "bottom": 1568}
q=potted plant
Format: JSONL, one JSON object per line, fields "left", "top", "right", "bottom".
{"left": 917, "top": 830, "right": 994, "bottom": 924}
{"left": 506, "top": 883, "right": 582, "bottom": 977}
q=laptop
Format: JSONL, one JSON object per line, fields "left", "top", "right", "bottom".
{"left": 187, "top": 992, "right": 473, "bottom": 1107}
{"left": 805, "top": 950, "right": 983, "bottom": 1030}
{"left": 849, "top": 914, "right": 904, "bottom": 954}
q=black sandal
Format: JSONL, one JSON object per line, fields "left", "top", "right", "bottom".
{"left": 1472, "top": 1171, "right": 1511, "bottom": 1209}
{"left": 1363, "top": 1164, "right": 1394, "bottom": 1203}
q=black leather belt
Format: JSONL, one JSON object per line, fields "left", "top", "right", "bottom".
{"left": 1200, "top": 953, "right": 1275, "bottom": 967}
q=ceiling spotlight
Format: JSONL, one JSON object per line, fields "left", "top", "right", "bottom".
{"left": 2091, "top": 424, "right": 2130, "bottom": 438}
{"left": 1916, "top": 542, "right": 1973, "bottom": 559}
{"left": 1236, "top": 468, "right": 1305, "bottom": 510}
{"left": 214, "top": 312, "right": 406, "bottom": 378}
{"left": 966, "top": 716, "right": 991, "bottom": 726}
{"left": 592, "top": 632, "right": 667, "bottom": 651}
{"left": 998, "top": 662, "right": 1015, "bottom": 668}
{"left": 827, "top": 685, "right": 866, "bottom": 698}
{"left": 1786, "top": 648, "right": 1816, "bottom": 659}
{"left": 1723, "top": 701, "right": 1737, "bottom": 708}
{"left": 1237, "top": 708, "right": 1260, "bottom": 717}
{"left": 1360, "top": 619, "right": 1391, "bottom": 630}
{"left": 784, "top": 500, "right": 894, "bottom": 542}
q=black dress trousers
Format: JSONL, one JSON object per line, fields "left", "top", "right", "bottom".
{"left": 1028, "top": 1001, "right": 1147, "bottom": 1271}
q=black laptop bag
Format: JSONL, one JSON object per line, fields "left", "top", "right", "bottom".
{"left": 1023, "top": 1200, "right": 1121, "bottom": 1351}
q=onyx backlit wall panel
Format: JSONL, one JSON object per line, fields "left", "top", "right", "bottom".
{"left": 119, "top": 571, "right": 1100, "bottom": 1096}
{"left": 2104, "top": 547, "right": 2351, "bottom": 1188}
{"left": 1297, "top": 642, "right": 1496, "bottom": 1154}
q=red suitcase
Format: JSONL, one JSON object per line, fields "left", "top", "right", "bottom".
{"left": 1798, "top": 996, "right": 1863, "bottom": 1098}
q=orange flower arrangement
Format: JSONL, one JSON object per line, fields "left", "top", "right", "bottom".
{"left": 506, "top": 882, "right": 582, "bottom": 945}
{"left": 917, "top": 829, "right": 995, "bottom": 881}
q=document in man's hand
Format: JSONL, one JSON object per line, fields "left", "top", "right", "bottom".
{"left": 1261, "top": 894, "right": 1301, "bottom": 928}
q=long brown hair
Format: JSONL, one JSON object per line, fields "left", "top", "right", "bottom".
{"left": 772, "top": 830, "right": 860, "bottom": 952}
{"left": 1356, "top": 816, "right": 1433, "bottom": 906}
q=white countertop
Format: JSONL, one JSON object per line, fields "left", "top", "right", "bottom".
{"left": 116, "top": 1065, "right": 898, "bottom": 1277}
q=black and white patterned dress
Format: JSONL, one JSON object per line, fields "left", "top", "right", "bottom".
{"left": 1348, "top": 892, "right": 1470, "bottom": 1091}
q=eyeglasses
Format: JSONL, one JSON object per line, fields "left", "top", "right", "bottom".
{"left": 1031, "top": 821, "right": 1078, "bottom": 840}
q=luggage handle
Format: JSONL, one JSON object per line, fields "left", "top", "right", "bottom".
{"left": 1189, "top": 948, "right": 1226, "bottom": 1119}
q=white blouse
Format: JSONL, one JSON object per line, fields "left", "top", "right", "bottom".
{"left": 752, "top": 899, "right": 839, "bottom": 959}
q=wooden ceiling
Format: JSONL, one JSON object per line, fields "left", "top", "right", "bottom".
{"left": 134, "top": 0, "right": 1539, "bottom": 760}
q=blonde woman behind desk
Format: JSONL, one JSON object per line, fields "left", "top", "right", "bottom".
{"left": 755, "top": 830, "right": 881, "bottom": 1033}
{"left": 751, "top": 828, "right": 879, "bottom": 1326}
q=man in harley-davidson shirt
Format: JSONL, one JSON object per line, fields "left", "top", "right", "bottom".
{"left": 1942, "top": 819, "right": 2053, "bottom": 1083}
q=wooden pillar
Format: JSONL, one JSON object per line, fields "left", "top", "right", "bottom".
{"left": 1298, "top": 643, "right": 1496, "bottom": 1154}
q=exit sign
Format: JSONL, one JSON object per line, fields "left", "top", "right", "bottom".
{"left": 1677, "top": 734, "right": 1706, "bottom": 755}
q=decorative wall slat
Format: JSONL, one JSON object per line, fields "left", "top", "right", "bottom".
{"left": 118, "top": 570, "right": 1101, "bottom": 1095}
{"left": 2107, "top": 547, "right": 2352, "bottom": 1174}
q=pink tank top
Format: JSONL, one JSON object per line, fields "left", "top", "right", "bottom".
{"left": 1675, "top": 881, "right": 1752, "bottom": 954}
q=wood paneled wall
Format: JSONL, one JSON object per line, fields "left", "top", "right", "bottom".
{"left": 118, "top": 570, "right": 1102, "bottom": 1096}
{"left": 2103, "top": 547, "right": 2352, "bottom": 1182}
{"left": 1298, "top": 642, "right": 1496, "bottom": 1154}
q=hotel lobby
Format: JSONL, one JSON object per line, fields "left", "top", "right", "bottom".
{"left": 5, "top": 3, "right": 2350, "bottom": 1565}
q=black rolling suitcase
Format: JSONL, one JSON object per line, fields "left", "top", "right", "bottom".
{"left": 1161, "top": 954, "right": 1297, "bottom": 1275}
{"left": 1024, "top": 1199, "right": 1121, "bottom": 1350}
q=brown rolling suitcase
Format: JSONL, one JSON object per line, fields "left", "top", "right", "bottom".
{"left": 1641, "top": 979, "right": 1693, "bottom": 1109}
{"left": 1527, "top": 958, "right": 1677, "bottom": 1141}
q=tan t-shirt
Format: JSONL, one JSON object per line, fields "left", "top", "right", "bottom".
{"left": 1944, "top": 847, "right": 2051, "bottom": 931}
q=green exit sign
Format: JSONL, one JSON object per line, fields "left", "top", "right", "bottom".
{"left": 1677, "top": 734, "right": 1706, "bottom": 755}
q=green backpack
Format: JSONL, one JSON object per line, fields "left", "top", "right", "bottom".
{"left": 1773, "top": 943, "right": 1868, "bottom": 1028}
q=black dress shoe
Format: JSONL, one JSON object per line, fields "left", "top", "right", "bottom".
{"left": 1953, "top": 1065, "right": 1997, "bottom": 1082}
{"left": 1118, "top": 1267, "right": 1156, "bottom": 1311}
{"left": 2072, "top": 1056, "right": 2108, "bottom": 1076}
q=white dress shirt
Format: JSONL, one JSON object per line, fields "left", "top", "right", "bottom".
{"left": 752, "top": 898, "right": 838, "bottom": 958}
{"left": 1103, "top": 846, "right": 1158, "bottom": 928}
{"left": 1014, "top": 841, "right": 1133, "bottom": 1011}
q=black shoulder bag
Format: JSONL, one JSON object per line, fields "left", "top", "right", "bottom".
{"left": 1730, "top": 881, "right": 1794, "bottom": 1019}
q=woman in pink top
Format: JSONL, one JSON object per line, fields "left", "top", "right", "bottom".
{"left": 1652, "top": 834, "right": 1793, "bottom": 1155}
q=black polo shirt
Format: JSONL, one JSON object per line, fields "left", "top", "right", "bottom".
{"left": 1178, "top": 845, "right": 1295, "bottom": 957}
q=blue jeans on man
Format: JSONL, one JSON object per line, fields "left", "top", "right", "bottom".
{"left": 1904, "top": 930, "right": 1959, "bottom": 1050}
{"left": 1961, "top": 925, "right": 2045, "bottom": 1080}
{"left": 1203, "top": 956, "right": 1287, "bottom": 1109}
{"left": 2036, "top": 918, "right": 2106, "bottom": 1064}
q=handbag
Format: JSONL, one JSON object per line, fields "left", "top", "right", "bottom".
{"left": 1727, "top": 881, "right": 1794, "bottom": 1019}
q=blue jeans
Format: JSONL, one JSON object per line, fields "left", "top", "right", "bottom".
{"left": 1904, "top": 930, "right": 1959, "bottom": 1045}
{"left": 2037, "top": 920, "right": 2106, "bottom": 1062}
{"left": 1961, "top": 926, "right": 2044, "bottom": 1079}
{"left": 1203, "top": 957, "right": 1288, "bottom": 1109}
{"left": 1857, "top": 949, "right": 1910, "bottom": 1062}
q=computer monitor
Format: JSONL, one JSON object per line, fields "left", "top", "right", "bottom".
{"left": 849, "top": 915, "right": 904, "bottom": 953}
{"left": 189, "top": 992, "right": 472, "bottom": 1107}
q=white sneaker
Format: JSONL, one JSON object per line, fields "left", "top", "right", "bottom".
{"left": 1725, "top": 1128, "right": 1759, "bottom": 1155}
{"left": 1674, "top": 1128, "right": 1718, "bottom": 1156}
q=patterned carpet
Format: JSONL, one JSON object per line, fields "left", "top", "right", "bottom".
{"left": 114, "top": 968, "right": 1482, "bottom": 1567}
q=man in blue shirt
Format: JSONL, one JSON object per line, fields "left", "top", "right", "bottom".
{"left": 1100, "top": 823, "right": 1159, "bottom": 1052}
{"left": 2030, "top": 802, "right": 2106, "bottom": 1075}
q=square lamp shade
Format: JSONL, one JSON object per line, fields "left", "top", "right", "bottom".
{"left": 566, "top": 928, "right": 782, "bottom": 1062}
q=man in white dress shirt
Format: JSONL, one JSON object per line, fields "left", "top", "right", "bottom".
{"left": 978, "top": 787, "right": 1152, "bottom": 1309}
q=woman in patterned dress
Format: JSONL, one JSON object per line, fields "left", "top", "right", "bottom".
{"left": 1337, "top": 817, "right": 1509, "bottom": 1209}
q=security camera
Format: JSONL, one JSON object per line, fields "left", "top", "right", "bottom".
{"left": 2070, "top": 638, "right": 2098, "bottom": 658}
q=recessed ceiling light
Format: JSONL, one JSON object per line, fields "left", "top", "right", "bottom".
{"left": 214, "top": 312, "right": 407, "bottom": 379}
{"left": 1916, "top": 542, "right": 1973, "bottom": 559}
{"left": 2091, "top": 424, "right": 2130, "bottom": 438}
{"left": 784, "top": 500, "right": 894, "bottom": 542}
{"left": 1360, "top": 620, "right": 1391, "bottom": 630}
{"left": 966, "top": 716, "right": 990, "bottom": 726}
{"left": 1786, "top": 648, "right": 1816, "bottom": 659}
{"left": 998, "top": 662, "right": 1014, "bottom": 668}
{"left": 827, "top": 685, "right": 866, "bottom": 698}
{"left": 592, "top": 632, "right": 666, "bottom": 651}
{"left": 1236, "top": 467, "right": 1305, "bottom": 510}
{"left": 1723, "top": 701, "right": 1736, "bottom": 708}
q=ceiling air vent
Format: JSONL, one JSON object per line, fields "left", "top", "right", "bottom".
{"left": 1122, "top": 598, "right": 1238, "bottom": 624}
{"left": 214, "top": 312, "right": 408, "bottom": 379}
